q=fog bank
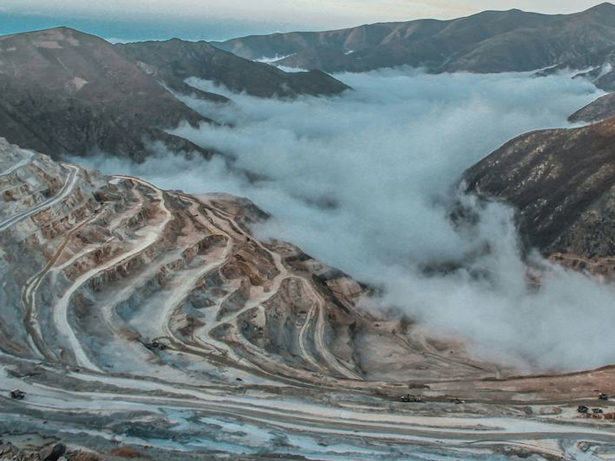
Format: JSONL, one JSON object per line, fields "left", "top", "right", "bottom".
{"left": 78, "top": 68, "right": 615, "bottom": 371}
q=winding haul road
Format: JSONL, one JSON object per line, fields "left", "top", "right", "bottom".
{"left": 1, "top": 361, "right": 614, "bottom": 461}
{"left": 0, "top": 163, "right": 79, "bottom": 232}
{"left": 0, "top": 149, "right": 35, "bottom": 177}
{"left": 21, "top": 213, "right": 99, "bottom": 361}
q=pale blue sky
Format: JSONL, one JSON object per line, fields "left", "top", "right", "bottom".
{"left": 0, "top": 1, "right": 607, "bottom": 41}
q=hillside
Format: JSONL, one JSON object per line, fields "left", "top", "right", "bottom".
{"left": 569, "top": 91, "right": 615, "bottom": 123}
{"left": 464, "top": 113, "right": 615, "bottom": 276}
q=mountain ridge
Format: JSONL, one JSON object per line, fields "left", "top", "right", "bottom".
{"left": 214, "top": 3, "right": 615, "bottom": 76}
{"left": 115, "top": 38, "right": 350, "bottom": 99}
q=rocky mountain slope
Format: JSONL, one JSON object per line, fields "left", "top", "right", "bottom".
{"left": 0, "top": 28, "right": 348, "bottom": 162}
{"left": 3, "top": 138, "right": 615, "bottom": 460}
{"left": 116, "top": 39, "right": 350, "bottom": 99}
{"left": 464, "top": 110, "right": 615, "bottom": 276}
{"left": 215, "top": 3, "right": 615, "bottom": 75}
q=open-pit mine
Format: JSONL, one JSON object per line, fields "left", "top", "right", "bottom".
{"left": 1, "top": 136, "right": 615, "bottom": 461}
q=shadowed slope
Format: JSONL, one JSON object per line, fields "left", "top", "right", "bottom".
{"left": 570, "top": 92, "right": 615, "bottom": 123}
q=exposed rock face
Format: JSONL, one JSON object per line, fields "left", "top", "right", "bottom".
{"left": 463, "top": 116, "right": 615, "bottom": 276}
{"left": 5, "top": 138, "right": 615, "bottom": 459}
{"left": 116, "top": 39, "right": 350, "bottom": 99}
{"left": 214, "top": 3, "right": 615, "bottom": 75}
{"left": 0, "top": 27, "right": 213, "bottom": 161}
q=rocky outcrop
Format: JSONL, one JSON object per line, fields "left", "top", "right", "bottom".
{"left": 116, "top": 39, "right": 350, "bottom": 99}
{"left": 214, "top": 3, "right": 615, "bottom": 75}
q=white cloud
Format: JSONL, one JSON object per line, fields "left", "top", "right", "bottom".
{"left": 75, "top": 68, "right": 615, "bottom": 372}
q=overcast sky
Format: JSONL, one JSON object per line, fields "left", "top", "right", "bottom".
{"left": 0, "top": 1, "right": 608, "bottom": 41}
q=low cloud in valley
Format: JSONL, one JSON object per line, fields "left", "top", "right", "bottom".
{"left": 78, "top": 68, "right": 614, "bottom": 372}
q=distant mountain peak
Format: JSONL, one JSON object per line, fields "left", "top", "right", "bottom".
{"left": 583, "top": 2, "right": 615, "bottom": 14}
{"left": 588, "top": 2, "right": 615, "bottom": 9}
{"left": 0, "top": 26, "right": 210, "bottom": 160}
{"left": 4, "top": 26, "right": 86, "bottom": 38}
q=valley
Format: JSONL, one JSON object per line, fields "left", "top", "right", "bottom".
{"left": 3, "top": 4, "right": 615, "bottom": 460}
